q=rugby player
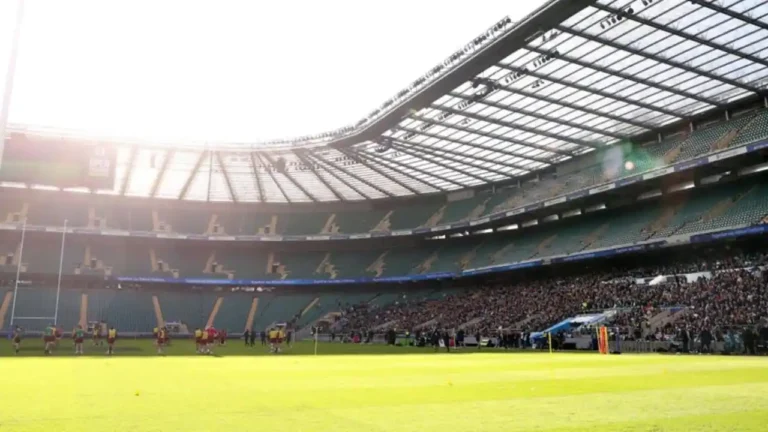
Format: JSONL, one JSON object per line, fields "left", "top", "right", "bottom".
{"left": 194, "top": 327, "right": 203, "bottom": 353}
{"left": 92, "top": 323, "right": 103, "bottom": 346}
{"left": 156, "top": 326, "right": 167, "bottom": 355}
{"left": 73, "top": 325, "right": 86, "bottom": 355}
{"left": 12, "top": 326, "right": 22, "bottom": 354}
{"left": 43, "top": 324, "right": 56, "bottom": 355}
{"left": 106, "top": 326, "right": 117, "bottom": 355}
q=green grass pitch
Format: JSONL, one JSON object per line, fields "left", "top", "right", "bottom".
{"left": 1, "top": 339, "right": 768, "bottom": 431}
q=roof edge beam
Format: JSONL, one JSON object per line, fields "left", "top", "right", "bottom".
{"left": 394, "top": 139, "right": 518, "bottom": 179}
{"left": 120, "top": 145, "right": 138, "bottom": 195}
{"left": 254, "top": 152, "right": 292, "bottom": 203}
{"left": 448, "top": 91, "right": 626, "bottom": 139}
{"left": 294, "top": 150, "right": 346, "bottom": 201}
{"left": 592, "top": 2, "right": 768, "bottom": 69}
{"left": 260, "top": 152, "right": 316, "bottom": 202}
{"left": 302, "top": 153, "right": 375, "bottom": 199}
{"left": 215, "top": 151, "right": 238, "bottom": 203}
{"left": 312, "top": 152, "right": 395, "bottom": 198}
{"left": 691, "top": 0, "right": 768, "bottom": 32}
{"left": 392, "top": 127, "right": 538, "bottom": 170}
{"left": 178, "top": 150, "right": 206, "bottom": 200}
{"left": 337, "top": 147, "right": 422, "bottom": 195}
{"left": 248, "top": 152, "right": 265, "bottom": 202}
{"left": 433, "top": 104, "right": 597, "bottom": 149}
{"left": 526, "top": 45, "right": 723, "bottom": 109}
{"left": 497, "top": 63, "right": 682, "bottom": 120}
{"left": 354, "top": 150, "right": 455, "bottom": 191}
{"left": 556, "top": 25, "right": 760, "bottom": 94}
{"left": 390, "top": 142, "right": 489, "bottom": 183}
{"left": 407, "top": 114, "right": 571, "bottom": 159}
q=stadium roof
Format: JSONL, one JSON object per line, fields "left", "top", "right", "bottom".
{"left": 9, "top": 0, "right": 768, "bottom": 202}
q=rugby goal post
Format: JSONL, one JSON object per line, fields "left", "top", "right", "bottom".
{"left": 9, "top": 219, "right": 68, "bottom": 328}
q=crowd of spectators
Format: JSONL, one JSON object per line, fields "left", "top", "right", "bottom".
{"left": 336, "top": 251, "right": 768, "bottom": 353}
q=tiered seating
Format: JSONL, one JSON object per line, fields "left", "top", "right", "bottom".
{"left": 28, "top": 199, "right": 85, "bottom": 227}
{"left": 22, "top": 238, "right": 67, "bottom": 276}
{"left": 164, "top": 209, "right": 210, "bottom": 234}
{"left": 649, "top": 188, "right": 736, "bottom": 239}
{"left": 87, "top": 289, "right": 155, "bottom": 332}
{"left": 278, "top": 251, "right": 326, "bottom": 280}
{"left": 675, "top": 183, "right": 768, "bottom": 235}
{"left": 377, "top": 247, "right": 434, "bottom": 276}
{"left": 214, "top": 294, "right": 254, "bottom": 331}
{"left": 389, "top": 202, "right": 442, "bottom": 230}
{"left": 587, "top": 206, "right": 660, "bottom": 250}
{"left": 156, "top": 291, "right": 218, "bottom": 329}
{"left": 536, "top": 216, "right": 608, "bottom": 257}
{"left": 214, "top": 248, "right": 270, "bottom": 279}
{"left": 278, "top": 212, "right": 328, "bottom": 235}
{"left": 251, "top": 294, "right": 315, "bottom": 331}
{"left": 441, "top": 196, "right": 486, "bottom": 224}
{"left": 297, "top": 291, "right": 376, "bottom": 328}
{"left": 326, "top": 250, "right": 382, "bottom": 279}
{"left": 9, "top": 286, "right": 56, "bottom": 330}
{"left": 327, "top": 209, "right": 388, "bottom": 234}
{"left": 730, "top": 110, "right": 768, "bottom": 147}
{"left": 674, "top": 116, "right": 751, "bottom": 162}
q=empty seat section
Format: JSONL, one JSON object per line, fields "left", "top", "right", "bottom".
{"left": 730, "top": 110, "right": 768, "bottom": 147}
{"left": 214, "top": 294, "right": 254, "bottom": 332}
{"left": 329, "top": 250, "right": 384, "bottom": 279}
{"left": 165, "top": 209, "right": 210, "bottom": 234}
{"left": 11, "top": 287, "right": 56, "bottom": 330}
{"left": 333, "top": 209, "right": 388, "bottom": 233}
{"left": 278, "top": 213, "right": 327, "bottom": 235}
{"left": 588, "top": 206, "right": 661, "bottom": 250}
{"left": 28, "top": 199, "right": 86, "bottom": 227}
{"left": 157, "top": 291, "right": 218, "bottom": 329}
{"left": 389, "top": 202, "right": 442, "bottom": 230}
{"left": 441, "top": 196, "right": 485, "bottom": 223}
{"left": 252, "top": 294, "right": 315, "bottom": 331}
{"left": 279, "top": 251, "right": 326, "bottom": 279}
{"left": 378, "top": 248, "right": 433, "bottom": 276}
{"left": 87, "top": 289, "right": 155, "bottom": 332}
{"left": 211, "top": 247, "right": 269, "bottom": 279}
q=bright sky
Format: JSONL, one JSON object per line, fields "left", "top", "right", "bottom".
{"left": 0, "top": 0, "right": 546, "bottom": 144}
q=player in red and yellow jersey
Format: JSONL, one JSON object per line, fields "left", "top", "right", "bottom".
{"left": 107, "top": 326, "right": 117, "bottom": 355}
{"left": 92, "top": 323, "right": 103, "bottom": 347}
{"left": 194, "top": 328, "right": 203, "bottom": 353}
{"left": 156, "top": 327, "right": 167, "bottom": 355}
{"left": 200, "top": 327, "right": 210, "bottom": 354}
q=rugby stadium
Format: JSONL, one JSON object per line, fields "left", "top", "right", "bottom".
{"left": 2, "top": 0, "right": 768, "bottom": 431}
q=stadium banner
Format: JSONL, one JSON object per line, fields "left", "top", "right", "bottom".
{"left": 708, "top": 146, "right": 747, "bottom": 162}
{"left": 643, "top": 167, "right": 674, "bottom": 180}
{"left": 114, "top": 271, "right": 457, "bottom": 286}
{"left": 689, "top": 224, "right": 768, "bottom": 243}
{"left": 470, "top": 217, "right": 490, "bottom": 226}
{"left": 588, "top": 183, "right": 615, "bottom": 195}
{"left": 566, "top": 190, "right": 588, "bottom": 200}
{"left": 525, "top": 202, "right": 542, "bottom": 211}
{"left": 549, "top": 241, "right": 666, "bottom": 263}
{"left": 462, "top": 259, "right": 543, "bottom": 276}
{"left": 544, "top": 197, "right": 566, "bottom": 207}
{"left": 674, "top": 157, "right": 708, "bottom": 171}
{"left": 616, "top": 176, "right": 641, "bottom": 187}
{"left": 748, "top": 141, "right": 768, "bottom": 151}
